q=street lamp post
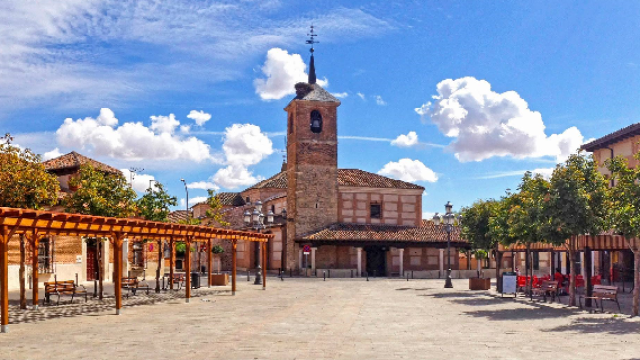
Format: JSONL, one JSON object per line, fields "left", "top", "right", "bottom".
{"left": 180, "top": 178, "right": 189, "bottom": 222}
{"left": 433, "top": 201, "right": 462, "bottom": 289}
{"left": 243, "top": 201, "right": 283, "bottom": 287}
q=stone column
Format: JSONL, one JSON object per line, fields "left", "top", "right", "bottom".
{"left": 311, "top": 247, "right": 317, "bottom": 272}
{"left": 398, "top": 248, "right": 404, "bottom": 277}
{"left": 356, "top": 247, "right": 362, "bottom": 277}
{"left": 439, "top": 249, "right": 444, "bottom": 274}
{"left": 298, "top": 248, "right": 303, "bottom": 270}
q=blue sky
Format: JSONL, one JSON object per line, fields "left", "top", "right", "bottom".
{"left": 2, "top": 1, "right": 639, "bottom": 216}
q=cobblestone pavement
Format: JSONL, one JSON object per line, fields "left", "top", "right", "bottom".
{"left": 1, "top": 278, "right": 640, "bottom": 360}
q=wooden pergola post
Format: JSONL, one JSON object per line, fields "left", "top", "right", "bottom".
{"left": 207, "top": 239, "right": 212, "bottom": 288}
{"left": 19, "top": 234, "right": 26, "bottom": 309}
{"left": 185, "top": 237, "right": 191, "bottom": 303}
{"left": 30, "top": 233, "right": 39, "bottom": 309}
{"left": 1, "top": 226, "right": 9, "bottom": 333}
{"left": 585, "top": 246, "right": 593, "bottom": 307}
{"left": 98, "top": 238, "right": 104, "bottom": 300}
{"left": 262, "top": 241, "right": 267, "bottom": 290}
{"left": 232, "top": 239, "right": 237, "bottom": 296}
{"left": 169, "top": 238, "right": 174, "bottom": 290}
{"left": 155, "top": 239, "right": 162, "bottom": 293}
{"left": 112, "top": 233, "right": 125, "bottom": 315}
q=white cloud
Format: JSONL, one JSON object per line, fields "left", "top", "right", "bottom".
{"left": 120, "top": 168, "right": 156, "bottom": 193}
{"left": 415, "top": 77, "right": 584, "bottom": 162}
{"left": 187, "top": 181, "right": 219, "bottom": 191}
{"left": 332, "top": 92, "right": 348, "bottom": 98}
{"left": 180, "top": 196, "right": 209, "bottom": 208}
{"left": 375, "top": 95, "right": 386, "bottom": 106}
{"left": 55, "top": 108, "right": 215, "bottom": 162}
{"left": 211, "top": 124, "right": 273, "bottom": 189}
{"left": 180, "top": 125, "right": 191, "bottom": 134}
{"left": 254, "top": 48, "right": 328, "bottom": 100}
{"left": 0, "top": 2, "right": 390, "bottom": 113}
{"left": 476, "top": 167, "right": 555, "bottom": 180}
{"left": 378, "top": 158, "right": 438, "bottom": 183}
{"left": 187, "top": 110, "right": 211, "bottom": 126}
{"left": 43, "top": 148, "right": 63, "bottom": 161}
{"left": 213, "top": 165, "right": 264, "bottom": 189}
{"left": 357, "top": 92, "right": 366, "bottom": 100}
{"left": 391, "top": 131, "right": 419, "bottom": 147}
{"left": 150, "top": 114, "right": 180, "bottom": 134}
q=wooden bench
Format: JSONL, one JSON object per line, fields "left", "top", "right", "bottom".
{"left": 44, "top": 280, "right": 88, "bottom": 306}
{"left": 121, "top": 277, "right": 152, "bottom": 298}
{"left": 579, "top": 285, "right": 621, "bottom": 313}
{"left": 166, "top": 274, "right": 185, "bottom": 290}
{"left": 531, "top": 281, "right": 559, "bottom": 302}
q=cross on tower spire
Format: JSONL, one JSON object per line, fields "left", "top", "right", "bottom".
{"left": 305, "top": 25, "right": 318, "bottom": 84}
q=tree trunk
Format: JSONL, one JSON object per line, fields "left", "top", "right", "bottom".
{"left": 632, "top": 248, "right": 639, "bottom": 317}
{"left": 495, "top": 247, "right": 503, "bottom": 293}
{"left": 568, "top": 245, "right": 577, "bottom": 307}
{"left": 19, "top": 235, "right": 26, "bottom": 309}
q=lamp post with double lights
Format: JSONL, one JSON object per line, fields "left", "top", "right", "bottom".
{"left": 433, "top": 201, "right": 462, "bottom": 289}
{"left": 243, "top": 200, "right": 284, "bottom": 286}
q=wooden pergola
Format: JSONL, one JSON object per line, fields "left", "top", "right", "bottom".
{"left": 0, "top": 207, "right": 274, "bottom": 334}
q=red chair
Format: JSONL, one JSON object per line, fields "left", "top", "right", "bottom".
{"left": 576, "top": 275, "right": 585, "bottom": 288}
{"left": 591, "top": 275, "right": 601, "bottom": 285}
{"left": 517, "top": 276, "right": 526, "bottom": 289}
{"left": 532, "top": 276, "right": 541, "bottom": 288}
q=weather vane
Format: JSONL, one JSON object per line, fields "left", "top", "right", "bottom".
{"left": 306, "top": 25, "right": 319, "bottom": 53}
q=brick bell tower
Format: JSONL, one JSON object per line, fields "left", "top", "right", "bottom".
{"left": 284, "top": 29, "right": 340, "bottom": 270}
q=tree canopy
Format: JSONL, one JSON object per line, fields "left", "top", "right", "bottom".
{"left": 137, "top": 182, "right": 177, "bottom": 222}
{"left": 63, "top": 164, "right": 137, "bottom": 217}
{"left": 0, "top": 134, "right": 60, "bottom": 209}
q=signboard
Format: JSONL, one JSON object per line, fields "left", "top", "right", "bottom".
{"left": 502, "top": 272, "right": 517, "bottom": 297}
{"left": 303, "top": 245, "right": 311, "bottom": 255}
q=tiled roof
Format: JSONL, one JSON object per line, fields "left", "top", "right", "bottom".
{"left": 43, "top": 151, "right": 121, "bottom": 174}
{"left": 581, "top": 122, "right": 640, "bottom": 152}
{"left": 215, "top": 192, "right": 246, "bottom": 206}
{"left": 338, "top": 169, "right": 424, "bottom": 190}
{"left": 299, "top": 220, "right": 466, "bottom": 244}
{"left": 244, "top": 169, "right": 423, "bottom": 191}
{"left": 167, "top": 210, "right": 190, "bottom": 223}
{"left": 291, "top": 83, "right": 340, "bottom": 103}
{"left": 246, "top": 171, "right": 288, "bottom": 190}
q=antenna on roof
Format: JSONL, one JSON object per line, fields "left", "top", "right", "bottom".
{"left": 129, "top": 167, "right": 144, "bottom": 186}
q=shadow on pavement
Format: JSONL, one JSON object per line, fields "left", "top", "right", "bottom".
{"left": 8, "top": 288, "right": 230, "bottom": 325}
{"left": 542, "top": 317, "right": 640, "bottom": 334}
{"left": 462, "top": 303, "right": 584, "bottom": 321}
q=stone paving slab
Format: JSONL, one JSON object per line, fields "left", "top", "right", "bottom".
{"left": 1, "top": 278, "right": 639, "bottom": 359}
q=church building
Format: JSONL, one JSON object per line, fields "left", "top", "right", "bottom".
{"left": 194, "top": 43, "right": 469, "bottom": 278}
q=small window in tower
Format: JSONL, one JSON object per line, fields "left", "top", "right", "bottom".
{"left": 310, "top": 110, "right": 322, "bottom": 133}
{"left": 370, "top": 204, "right": 381, "bottom": 219}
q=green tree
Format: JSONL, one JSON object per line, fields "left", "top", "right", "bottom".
{"left": 137, "top": 182, "right": 177, "bottom": 222}
{"left": 63, "top": 164, "right": 138, "bottom": 217}
{"left": 0, "top": 134, "right": 60, "bottom": 209}
{"left": 508, "top": 172, "right": 551, "bottom": 296}
{"left": 606, "top": 154, "right": 640, "bottom": 316}
{"left": 205, "top": 189, "right": 230, "bottom": 227}
{"left": 461, "top": 199, "right": 498, "bottom": 279}
{"left": 545, "top": 153, "right": 609, "bottom": 307}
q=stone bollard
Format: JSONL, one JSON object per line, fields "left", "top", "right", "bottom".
{"left": 323, "top": 271, "right": 326, "bottom": 281}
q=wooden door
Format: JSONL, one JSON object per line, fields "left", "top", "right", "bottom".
{"left": 86, "top": 245, "right": 97, "bottom": 281}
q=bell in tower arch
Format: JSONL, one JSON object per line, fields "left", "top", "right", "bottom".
{"left": 310, "top": 110, "right": 322, "bottom": 133}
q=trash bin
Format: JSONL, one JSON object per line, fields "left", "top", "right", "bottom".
{"left": 191, "top": 272, "right": 200, "bottom": 289}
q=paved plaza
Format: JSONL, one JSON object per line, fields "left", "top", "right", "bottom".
{"left": 1, "top": 278, "right": 640, "bottom": 359}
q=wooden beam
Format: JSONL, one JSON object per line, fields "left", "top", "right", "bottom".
{"left": 112, "top": 233, "right": 124, "bottom": 315}
{"left": 262, "top": 241, "right": 266, "bottom": 291}
{"left": 155, "top": 239, "right": 162, "bottom": 293}
{"left": 207, "top": 239, "right": 212, "bottom": 288}
{"left": 169, "top": 238, "right": 174, "bottom": 291}
{"left": 19, "top": 234, "right": 26, "bottom": 310}
{"left": 1, "top": 226, "right": 9, "bottom": 333}
{"left": 30, "top": 233, "right": 39, "bottom": 309}
{"left": 185, "top": 237, "right": 191, "bottom": 303}
{"left": 232, "top": 240, "right": 237, "bottom": 296}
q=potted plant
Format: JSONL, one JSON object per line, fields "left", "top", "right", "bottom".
{"left": 210, "top": 245, "right": 228, "bottom": 286}
{"left": 468, "top": 250, "right": 491, "bottom": 290}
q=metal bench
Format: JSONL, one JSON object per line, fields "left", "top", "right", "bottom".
{"left": 121, "top": 277, "right": 152, "bottom": 298}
